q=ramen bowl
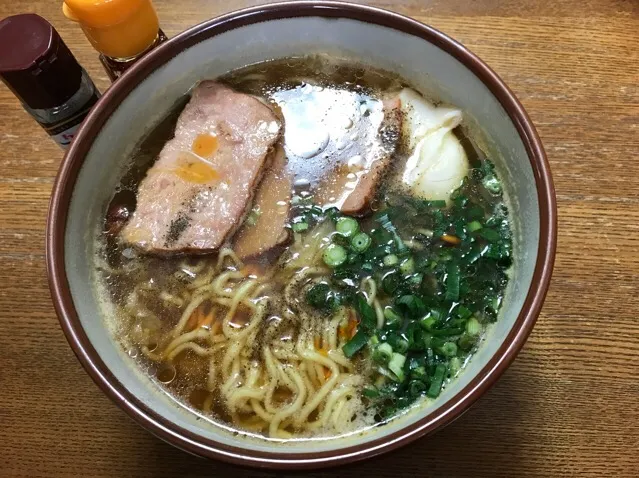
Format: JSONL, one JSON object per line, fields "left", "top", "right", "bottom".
{"left": 46, "top": 1, "right": 556, "bottom": 469}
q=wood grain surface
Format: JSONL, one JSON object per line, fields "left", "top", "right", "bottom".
{"left": 1, "top": 1, "right": 638, "bottom": 476}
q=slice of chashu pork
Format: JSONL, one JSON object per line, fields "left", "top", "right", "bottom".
{"left": 314, "top": 96, "right": 402, "bottom": 215}
{"left": 120, "top": 81, "right": 282, "bottom": 254}
{"left": 231, "top": 145, "right": 293, "bottom": 260}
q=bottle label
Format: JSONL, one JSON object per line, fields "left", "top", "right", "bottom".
{"left": 50, "top": 122, "right": 83, "bottom": 149}
{"left": 44, "top": 92, "right": 100, "bottom": 149}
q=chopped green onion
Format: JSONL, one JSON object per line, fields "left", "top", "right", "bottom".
{"left": 342, "top": 329, "right": 370, "bottom": 358}
{"left": 420, "top": 315, "right": 436, "bottom": 331}
{"left": 479, "top": 228, "right": 501, "bottom": 243}
{"left": 362, "top": 386, "right": 380, "bottom": 399}
{"left": 323, "top": 244, "right": 347, "bottom": 267}
{"left": 409, "top": 380, "right": 427, "bottom": 396}
{"left": 431, "top": 327, "right": 464, "bottom": 337}
{"left": 336, "top": 217, "right": 359, "bottom": 238}
{"left": 411, "top": 365, "right": 427, "bottom": 381}
{"left": 449, "top": 356, "right": 462, "bottom": 376}
{"left": 458, "top": 332, "right": 478, "bottom": 351}
{"left": 439, "top": 341, "right": 458, "bottom": 357}
{"left": 445, "top": 262, "right": 460, "bottom": 301}
{"left": 396, "top": 294, "right": 426, "bottom": 319}
{"left": 381, "top": 271, "right": 400, "bottom": 295}
{"left": 427, "top": 363, "right": 447, "bottom": 398}
{"left": 383, "top": 306, "right": 402, "bottom": 328}
{"left": 399, "top": 257, "right": 415, "bottom": 274}
{"left": 372, "top": 342, "right": 393, "bottom": 365}
{"left": 383, "top": 254, "right": 399, "bottom": 266}
{"left": 466, "top": 317, "right": 481, "bottom": 336}
{"left": 467, "top": 220, "right": 482, "bottom": 232}
{"left": 306, "top": 283, "right": 340, "bottom": 311}
{"left": 355, "top": 294, "right": 377, "bottom": 330}
{"left": 390, "top": 336, "right": 409, "bottom": 354}
{"left": 483, "top": 174, "right": 502, "bottom": 194}
{"left": 245, "top": 207, "right": 262, "bottom": 226}
{"left": 456, "top": 305, "right": 473, "bottom": 320}
{"left": 351, "top": 232, "right": 372, "bottom": 252}
{"left": 388, "top": 353, "right": 406, "bottom": 382}
{"left": 292, "top": 221, "right": 309, "bottom": 232}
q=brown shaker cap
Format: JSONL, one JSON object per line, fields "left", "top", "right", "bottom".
{"left": 0, "top": 14, "right": 83, "bottom": 109}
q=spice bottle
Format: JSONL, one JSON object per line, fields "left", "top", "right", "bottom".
{"left": 0, "top": 14, "right": 101, "bottom": 150}
{"left": 62, "top": 0, "right": 168, "bottom": 81}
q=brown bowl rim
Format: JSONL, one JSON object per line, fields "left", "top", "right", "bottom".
{"left": 46, "top": 0, "right": 557, "bottom": 470}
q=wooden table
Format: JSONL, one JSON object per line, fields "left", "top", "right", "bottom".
{"left": 1, "top": 1, "right": 637, "bottom": 476}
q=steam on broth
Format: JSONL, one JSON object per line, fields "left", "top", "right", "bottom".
{"left": 96, "top": 56, "right": 512, "bottom": 440}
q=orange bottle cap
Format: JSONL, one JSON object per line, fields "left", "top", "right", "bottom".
{"left": 63, "top": 0, "right": 160, "bottom": 58}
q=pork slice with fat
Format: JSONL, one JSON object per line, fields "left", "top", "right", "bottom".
{"left": 232, "top": 145, "right": 293, "bottom": 259}
{"left": 120, "top": 81, "right": 282, "bottom": 254}
{"left": 314, "top": 96, "right": 402, "bottom": 215}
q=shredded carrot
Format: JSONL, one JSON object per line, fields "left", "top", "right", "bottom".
{"left": 185, "top": 308, "right": 201, "bottom": 331}
{"left": 210, "top": 319, "right": 222, "bottom": 335}
{"left": 340, "top": 309, "right": 359, "bottom": 339}
{"left": 441, "top": 234, "right": 461, "bottom": 245}
{"left": 241, "top": 262, "right": 264, "bottom": 278}
{"left": 314, "top": 336, "right": 321, "bottom": 350}
{"left": 198, "top": 309, "right": 215, "bottom": 329}
{"left": 324, "top": 367, "right": 332, "bottom": 379}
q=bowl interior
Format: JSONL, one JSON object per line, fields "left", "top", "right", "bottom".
{"left": 62, "top": 12, "right": 539, "bottom": 459}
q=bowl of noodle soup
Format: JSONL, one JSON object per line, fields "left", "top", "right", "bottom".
{"left": 46, "top": 1, "right": 556, "bottom": 469}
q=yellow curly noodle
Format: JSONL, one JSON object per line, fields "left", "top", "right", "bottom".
{"left": 119, "top": 244, "right": 371, "bottom": 439}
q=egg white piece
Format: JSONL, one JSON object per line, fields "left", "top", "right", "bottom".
{"left": 399, "top": 88, "right": 469, "bottom": 201}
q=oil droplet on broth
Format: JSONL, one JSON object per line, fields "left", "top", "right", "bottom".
{"left": 192, "top": 132, "right": 218, "bottom": 157}
{"left": 174, "top": 152, "right": 220, "bottom": 184}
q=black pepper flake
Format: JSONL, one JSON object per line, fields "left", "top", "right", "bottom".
{"left": 165, "top": 213, "right": 190, "bottom": 246}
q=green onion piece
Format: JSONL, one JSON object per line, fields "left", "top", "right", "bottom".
{"left": 373, "top": 342, "right": 393, "bottom": 365}
{"left": 369, "top": 335, "right": 380, "bottom": 346}
{"left": 466, "top": 317, "right": 481, "bottom": 336}
{"left": 362, "top": 386, "right": 380, "bottom": 399}
{"left": 396, "top": 294, "right": 427, "bottom": 318}
{"left": 431, "top": 327, "right": 464, "bottom": 337}
{"left": 427, "top": 364, "right": 447, "bottom": 398}
{"left": 351, "top": 232, "right": 372, "bottom": 252}
{"left": 411, "top": 365, "right": 427, "bottom": 381}
{"left": 388, "top": 353, "right": 406, "bottom": 382}
{"left": 383, "top": 254, "right": 399, "bottom": 266}
{"left": 456, "top": 305, "right": 473, "bottom": 320}
{"left": 342, "top": 329, "right": 370, "bottom": 358}
{"left": 426, "top": 199, "right": 447, "bottom": 208}
{"left": 409, "top": 380, "right": 427, "bottom": 396}
{"left": 439, "top": 341, "right": 458, "bottom": 357}
{"left": 479, "top": 228, "right": 501, "bottom": 243}
{"left": 467, "top": 220, "right": 482, "bottom": 232}
{"left": 382, "top": 271, "right": 400, "bottom": 295}
{"left": 383, "top": 306, "right": 402, "bottom": 328}
{"left": 306, "top": 283, "right": 339, "bottom": 311}
{"left": 458, "top": 332, "right": 478, "bottom": 351}
{"left": 445, "top": 262, "right": 460, "bottom": 301}
{"left": 399, "top": 257, "right": 415, "bottom": 274}
{"left": 336, "top": 217, "right": 360, "bottom": 238}
{"left": 323, "top": 244, "right": 347, "bottom": 267}
{"left": 391, "top": 336, "right": 409, "bottom": 354}
{"left": 483, "top": 174, "right": 502, "bottom": 194}
{"left": 292, "top": 221, "right": 309, "bottom": 232}
{"left": 420, "top": 315, "right": 436, "bottom": 331}
{"left": 449, "top": 357, "right": 462, "bottom": 376}
{"left": 355, "top": 294, "right": 377, "bottom": 330}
